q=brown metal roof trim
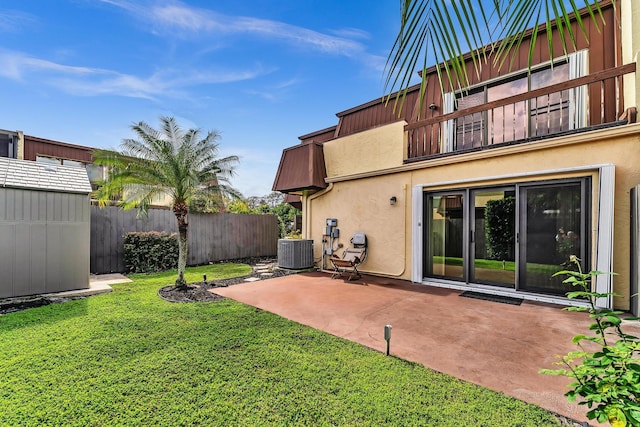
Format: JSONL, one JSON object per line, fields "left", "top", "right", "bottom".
{"left": 333, "top": 0, "right": 617, "bottom": 124}
{"left": 24, "top": 135, "right": 96, "bottom": 152}
{"left": 24, "top": 134, "right": 95, "bottom": 162}
{"left": 298, "top": 126, "right": 337, "bottom": 144}
{"left": 284, "top": 194, "right": 302, "bottom": 209}
{"left": 272, "top": 142, "right": 327, "bottom": 193}
{"left": 416, "top": 0, "right": 616, "bottom": 79}
{"left": 290, "top": 1, "right": 619, "bottom": 155}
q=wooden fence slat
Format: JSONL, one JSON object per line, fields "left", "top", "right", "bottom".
{"left": 90, "top": 206, "right": 278, "bottom": 273}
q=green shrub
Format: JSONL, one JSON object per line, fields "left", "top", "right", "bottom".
{"left": 485, "top": 196, "right": 515, "bottom": 260}
{"left": 541, "top": 256, "right": 640, "bottom": 426}
{"left": 123, "top": 231, "right": 179, "bottom": 273}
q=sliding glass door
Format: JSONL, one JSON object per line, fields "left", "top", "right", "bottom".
{"left": 518, "top": 182, "right": 587, "bottom": 296}
{"left": 425, "top": 192, "right": 465, "bottom": 280}
{"left": 423, "top": 179, "right": 589, "bottom": 298}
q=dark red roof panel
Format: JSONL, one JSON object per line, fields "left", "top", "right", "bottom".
{"left": 298, "top": 126, "right": 337, "bottom": 144}
{"left": 272, "top": 142, "right": 327, "bottom": 193}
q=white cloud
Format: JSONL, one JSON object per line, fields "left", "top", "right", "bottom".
{"left": 0, "top": 10, "right": 36, "bottom": 32}
{"left": 0, "top": 50, "right": 100, "bottom": 80}
{"left": 329, "top": 27, "right": 371, "bottom": 40}
{"left": 100, "top": 0, "right": 369, "bottom": 58}
{"left": 223, "top": 147, "right": 283, "bottom": 197}
{"left": 244, "top": 77, "right": 303, "bottom": 102}
{"left": 0, "top": 49, "right": 269, "bottom": 99}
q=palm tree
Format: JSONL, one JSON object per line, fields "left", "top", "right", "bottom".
{"left": 93, "top": 116, "right": 241, "bottom": 289}
{"left": 385, "top": 0, "right": 605, "bottom": 112}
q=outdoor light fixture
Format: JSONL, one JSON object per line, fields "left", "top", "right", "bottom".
{"left": 429, "top": 103, "right": 438, "bottom": 111}
{"left": 389, "top": 196, "right": 397, "bottom": 206}
{"left": 384, "top": 324, "right": 392, "bottom": 356}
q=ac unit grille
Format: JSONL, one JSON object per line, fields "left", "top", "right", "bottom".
{"left": 278, "top": 239, "right": 314, "bottom": 269}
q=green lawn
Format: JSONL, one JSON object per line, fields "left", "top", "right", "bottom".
{"left": 0, "top": 264, "right": 562, "bottom": 426}
{"left": 433, "top": 256, "right": 563, "bottom": 276}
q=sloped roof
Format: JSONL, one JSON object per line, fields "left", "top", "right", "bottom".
{"left": 0, "top": 157, "right": 92, "bottom": 194}
{"left": 272, "top": 142, "right": 327, "bottom": 193}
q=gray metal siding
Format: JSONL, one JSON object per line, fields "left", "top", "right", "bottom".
{"left": 0, "top": 187, "right": 90, "bottom": 298}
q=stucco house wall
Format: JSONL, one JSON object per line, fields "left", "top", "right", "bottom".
{"left": 306, "top": 122, "right": 640, "bottom": 310}
{"left": 274, "top": 1, "right": 640, "bottom": 312}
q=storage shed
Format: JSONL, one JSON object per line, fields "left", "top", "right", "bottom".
{"left": 0, "top": 157, "right": 92, "bottom": 298}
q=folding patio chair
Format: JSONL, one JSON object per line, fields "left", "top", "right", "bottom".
{"left": 330, "top": 232, "right": 367, "bottom": 281}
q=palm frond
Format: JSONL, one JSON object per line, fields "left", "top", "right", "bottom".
{"left": 385, "top": 0, "right": 606, "bottom": 112}
{"left": 385, "top": 0, "right": 493, "bottom": 114}
{"left": 93, "top": 117, "right": 240, "bottom": 218}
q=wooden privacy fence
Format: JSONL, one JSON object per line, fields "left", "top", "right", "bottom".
{"left": 90, "top": 205, "right": 278, "bottom": 274}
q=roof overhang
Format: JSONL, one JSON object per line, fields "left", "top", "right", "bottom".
{"left": 272, "top": 142, "right": 327, "bottom": 193}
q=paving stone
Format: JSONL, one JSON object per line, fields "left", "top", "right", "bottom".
{"left": 244, "top": 277, "right": 261, "bottom": 282}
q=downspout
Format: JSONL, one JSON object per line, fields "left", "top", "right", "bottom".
{"left": 304, "top": 183, "right": 334, "bottom": 239}
{"left": 304, "top": 183, "right": 334, "bottom": 268}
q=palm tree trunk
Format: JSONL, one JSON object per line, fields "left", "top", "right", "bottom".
{"left": 173, "top": 201, "right": 189, "bottom": 289}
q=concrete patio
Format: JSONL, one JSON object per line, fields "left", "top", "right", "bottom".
{"left": 212, "top": 271, "right": 620, "bottom": 423}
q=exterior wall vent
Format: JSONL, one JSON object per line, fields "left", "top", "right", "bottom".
{"left": 278, "top": 239, "right": 314, "bottom": 269}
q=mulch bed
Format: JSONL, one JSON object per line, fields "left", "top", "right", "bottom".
{"left": 0, "top": 296, "right": 84, "bottom": 315}
{"left": 157, "top": 258, "right": 300, "bottom": 303}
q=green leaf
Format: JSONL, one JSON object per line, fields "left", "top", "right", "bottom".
{"left": 566, "top": 291, "right": 591, "bottom": 299}
{"left": 565, "top": 306, "right": 588, "bottom": 312}
{"left": 628, "top": 409, "right": 640, "bottom": 423}
{"left": 628, "top": 364, "right": 640, "bottom": 373}
{"left": 572, "top": 334, "right": 587, "bottom": 344}
{"left": 604, "top": 315, "right": 622, "bottom": 326}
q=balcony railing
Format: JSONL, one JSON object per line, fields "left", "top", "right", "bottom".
{"left": 405, "top": 63, "right": 636, "bottom": 162}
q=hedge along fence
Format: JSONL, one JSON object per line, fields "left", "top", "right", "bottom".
{"left": 90, "top": 205, "right": 279, "bottom": 274}
{"left": 123, "top": 232, "right": 179, "bottom": 273}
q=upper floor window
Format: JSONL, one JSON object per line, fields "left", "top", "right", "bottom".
{"left": 36, "top": 155, "right": 61, "bottom": 165}
{"left": 36, "top": 155, "right": 105, "bottom": 185}
{"left": 0, "top": 132, "right": 18, "bottom": 158}
{"left": 443, "top": 51, "right": 588, "bottom": 153}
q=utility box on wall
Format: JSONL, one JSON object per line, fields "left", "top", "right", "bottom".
{"left": 0, "top": 158, "right": 92, "bottom": 298}
{"left": 278, "top": 239, "right": 314, "bottom": 269}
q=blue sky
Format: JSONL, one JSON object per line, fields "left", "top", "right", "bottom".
{"left": 0, "top": 0, "right": 404, "bottom": 197}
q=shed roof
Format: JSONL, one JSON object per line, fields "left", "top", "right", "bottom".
{"left": 0, "top": 157, "right": 92, "bottom": 194}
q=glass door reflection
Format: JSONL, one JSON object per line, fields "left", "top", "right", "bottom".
{"left": 471, "top": 189, "right": 516, "bottom": 287}
{"left": 519, "top": 182, "right": 584, "bottom": 296}
{"left": 426, "top": 193, "right": 465, "bottom": 280}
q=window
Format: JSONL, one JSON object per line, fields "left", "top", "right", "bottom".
{"left": 443, "top": 51, "right": 588, "bottom": 153}
{"left": 86, "top": 164, "right": 104, "bottom": 183}
{"left": 36, "top": 156, "right": 61, "bottom": 165}
{"left": 37, "top": 155, "right": 104, "bottom": 185}
{"left": 424, "top": 178, "right": 590, "bottom": 298}
{"left": 62, "top": 159, "right": 83, "bottom": 168}
{"left": 0, "top": 132, "right": 16, "bottom": 158}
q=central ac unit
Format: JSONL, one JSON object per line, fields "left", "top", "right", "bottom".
{"left": 278, "top": 239, "right": 314, "bottom": 269}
